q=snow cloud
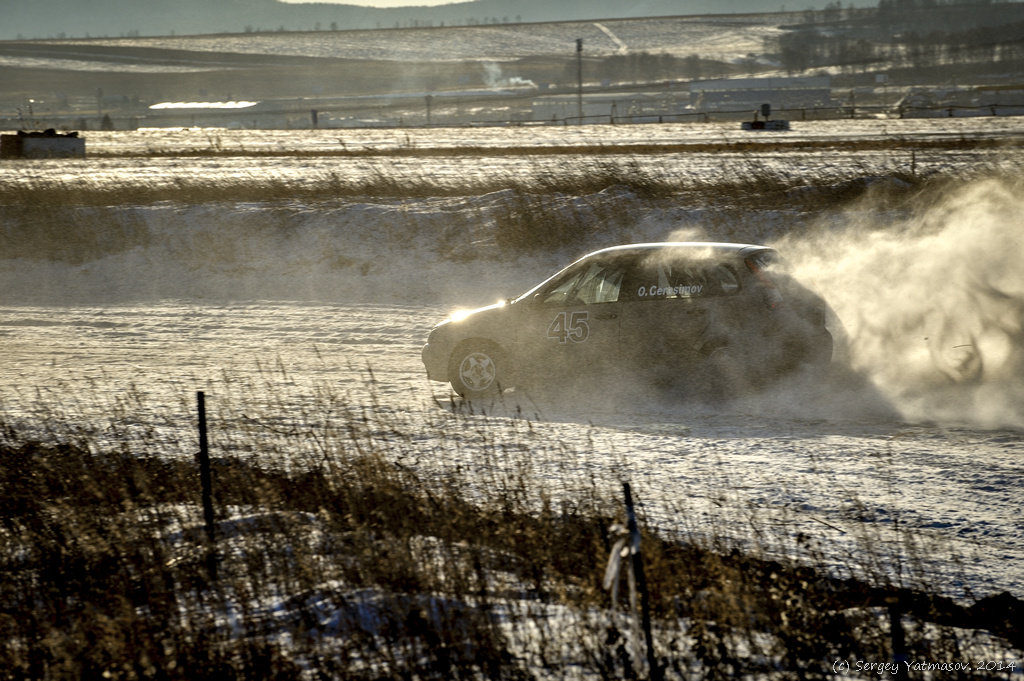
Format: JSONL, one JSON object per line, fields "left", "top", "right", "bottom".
{"left": 779, "top": 175, "right": 1024, "bottom": 429}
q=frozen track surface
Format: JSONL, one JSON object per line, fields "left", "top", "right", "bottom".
{"left": 1, "top": 301, "right": 1021, "bottom": 599}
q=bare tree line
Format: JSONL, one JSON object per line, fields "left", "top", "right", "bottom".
{"left": 776, "top": 0, "right": 1024, "bottom": 74}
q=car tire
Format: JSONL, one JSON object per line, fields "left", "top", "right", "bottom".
{"left": 448, "top": 341, "right": 504, "bottom": 399}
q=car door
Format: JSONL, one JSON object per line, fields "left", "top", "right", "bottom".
{"left": 616, "top": 258, "right": 738, "bottom": 378}
{"left": 511, "top": 259, "right": 625, "bottom": 387}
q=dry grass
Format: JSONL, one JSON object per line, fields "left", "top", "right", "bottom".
{"left": 0, "top": 149, "right": 954, "bottom": 266}
{"left": 0, "top": 144, "right": 938, "bottom": 208}
{"left": 0, "top": 378, "right": 1020, "bottom": 680}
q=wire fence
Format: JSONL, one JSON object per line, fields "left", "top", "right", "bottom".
{"left": 4, "top": 100, "right": 1024, "bottom": 133}
{"left": 563, "top": 102, "right": 1024, "bottom": 127}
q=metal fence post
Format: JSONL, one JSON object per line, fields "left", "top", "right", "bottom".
{"left": 623, "top": 482, "right": 661, "bottom": 681}
{"left": 196, "top": 391, "right": 217, "bottom": 582}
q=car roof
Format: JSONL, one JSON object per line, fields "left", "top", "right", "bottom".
{"left": 581, "top": 241, "right": 773, "bottom": 261}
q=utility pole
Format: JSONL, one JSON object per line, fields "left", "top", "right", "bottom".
{"left": 576, "top": 38, "right": 583, "bottom": 122}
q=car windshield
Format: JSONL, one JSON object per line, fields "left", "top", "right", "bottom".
{"left": 539, "top": 261, "right": 625, "bottom": 305}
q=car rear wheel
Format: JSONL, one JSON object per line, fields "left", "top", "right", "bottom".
{"left": 448, "top": 342, "right": 504, "bottom": 399}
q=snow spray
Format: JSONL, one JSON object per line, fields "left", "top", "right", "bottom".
{"left": 777, "top": 175, "right": 1024, "bottom": 429}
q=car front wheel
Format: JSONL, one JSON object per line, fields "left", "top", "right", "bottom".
{"left": 448, "top": 342, "right": 504, "bottom": 399}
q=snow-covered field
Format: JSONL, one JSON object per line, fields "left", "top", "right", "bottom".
{"left": 35, "top": 15, "right": 786, "bottom": 64}
{"left": 1, "top": 119, "right": 1023, "bottom": 612}
{"left": 16, "top": 115, "right": 1024, "bottom": 156}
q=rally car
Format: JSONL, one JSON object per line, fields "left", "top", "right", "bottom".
{"left": 422, "top": 242, "right": 833, "bottom": 400}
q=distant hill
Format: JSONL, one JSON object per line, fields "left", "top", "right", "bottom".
{"left": 5, "top": 0, "right": 869, "bottom": 41}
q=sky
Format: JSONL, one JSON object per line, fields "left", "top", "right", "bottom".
{"left": 280, "top": 0, "right": 464, "bottom": 5}
{"left": 276, "top": 0, "right": 848, "bottom": 8}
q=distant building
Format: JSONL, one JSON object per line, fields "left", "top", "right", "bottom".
{"left": 531, "top": 92, "right": 689, "bottom": 123}
{"left": 145, "top": 101, "right": 263, "bottom": 128}
{"left": 0, "top": 130, "right": 85, "bottom": 159}
{"left": 690, "top": 77, "right": 833, "bottom": 112}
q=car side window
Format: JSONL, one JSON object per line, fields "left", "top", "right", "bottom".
{"left": 711, "top": 264, "right": 741, "bottom": 294}
{"left": 626, "top": 261, "right": 741, "bottom": 300}
{"left": 540, "top": 262, "right": 624, "bottom": 305}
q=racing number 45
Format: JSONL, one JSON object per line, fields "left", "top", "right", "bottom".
{"left": 548, "top": 311, "right": 590, "bottom": 344}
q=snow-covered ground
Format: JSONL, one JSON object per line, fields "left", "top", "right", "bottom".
{"left": 16, "top": 116, "right": 1024, "bottom": 155}
{"left": 1, "top": 120, "right": 1023, "bottom": 608}
{"left": 35, "top": 15, "right": 785, "bottom": 64}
